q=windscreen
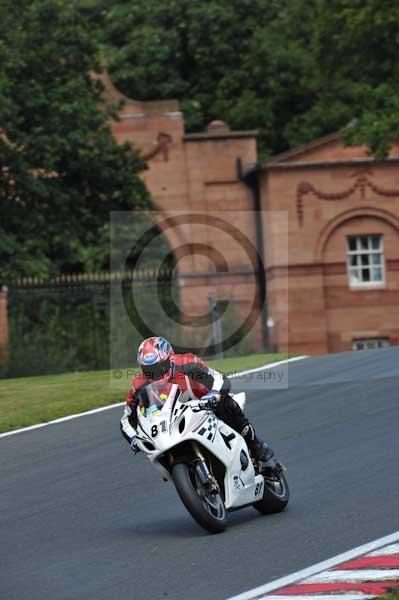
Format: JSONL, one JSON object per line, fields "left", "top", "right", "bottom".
{"left": 138, "top": 381, "right": 173, "bottom": 416}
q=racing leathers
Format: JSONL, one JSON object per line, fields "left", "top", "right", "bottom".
{"left": 120, "top": 353, "right": 274, "bottom": 465}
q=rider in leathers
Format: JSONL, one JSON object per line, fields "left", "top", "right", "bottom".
{"left": 120, "top": 336, "right": 277, "bottom": 471}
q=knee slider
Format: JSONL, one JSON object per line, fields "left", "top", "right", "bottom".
{"left": 241, "top": 423, "right": 256, "bottom": 442}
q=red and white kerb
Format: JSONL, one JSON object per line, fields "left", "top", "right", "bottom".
{"left": 259, "top": 543, "right": 399, "bottom": 600}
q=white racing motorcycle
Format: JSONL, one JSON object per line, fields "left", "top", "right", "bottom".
{"left": 135, "top": 380, "right": 289, "bottom": 533}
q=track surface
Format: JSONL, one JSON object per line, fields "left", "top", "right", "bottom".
{"left": 1, "top": 348, "right": 398, "bottom": 600}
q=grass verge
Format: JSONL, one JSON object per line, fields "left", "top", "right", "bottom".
{"left": 0, "top": 353, "right": 289, "bottom": 433}
{"left": 378, "top": 592, "right": 399, "bottom": 600}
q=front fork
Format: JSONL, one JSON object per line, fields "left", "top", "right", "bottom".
{"left": 167, "top": 442, "right": 220, "bottom": 494}
{"left": 192, "top": 442, "right": 220, "bottom": 494}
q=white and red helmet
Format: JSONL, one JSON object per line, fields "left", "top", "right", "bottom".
{"left": 137, "top": 336, "right": 175, "bottom": 381}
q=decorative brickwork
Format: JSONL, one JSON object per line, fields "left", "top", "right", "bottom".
{"left": 297, "top": 175, "right": 399, "bottom": 226}
{"left": 142, "top": 132, "right": 173, "bottom": 162}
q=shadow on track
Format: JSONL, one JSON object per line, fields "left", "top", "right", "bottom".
{"left": 114, "top": 506, "right": 289, "bottom": 539}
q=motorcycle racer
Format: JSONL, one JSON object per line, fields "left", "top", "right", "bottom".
{"left": 120, "top": 336, "right": 277, "bottom": 472}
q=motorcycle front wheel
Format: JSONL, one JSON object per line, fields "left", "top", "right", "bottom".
{"left": 172, "top": 463, "right": 227, "bottom": 533}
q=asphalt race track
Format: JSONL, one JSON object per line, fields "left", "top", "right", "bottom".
{"left": 1, "top": 347, "right": 399, "bottom": 600}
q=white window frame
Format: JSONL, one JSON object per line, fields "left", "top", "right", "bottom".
{"left": 346, "top": 234, "right": 385, "bottom": 289}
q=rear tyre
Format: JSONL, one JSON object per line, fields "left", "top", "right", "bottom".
{"left": 172, "top": 463, "right": 227, "bottom": 533}
{"left": 253, "top": 471, "right": 289, "bottom": 514}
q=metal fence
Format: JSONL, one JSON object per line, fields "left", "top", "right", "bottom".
{"left": 4, "top": 269, "right": 177, "bottom": 377}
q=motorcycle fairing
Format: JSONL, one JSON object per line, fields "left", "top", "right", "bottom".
{"left": 136, "top": 388, "right": 264, "bottom": 510}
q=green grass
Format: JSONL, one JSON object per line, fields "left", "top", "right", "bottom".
{"left": 0, "top": 353, "right": 289, "bottom": 433}
{"left": 378, "top": 591, "right": 399, "bottom": 600}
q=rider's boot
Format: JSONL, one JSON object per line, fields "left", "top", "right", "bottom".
{"left": 241, "top": 424, "right": 279, "bottom": 475}
{"left": 216, "top": 396, "right": 280, "bottom": 475}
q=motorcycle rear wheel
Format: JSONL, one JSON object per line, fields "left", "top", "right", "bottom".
{"left": 172, "top": 463, "right": 227, "bottom": 533}
{"left": 253, "top": 471, "right": 290, "bottom": 514}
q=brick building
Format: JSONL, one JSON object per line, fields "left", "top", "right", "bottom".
{"left": 108, "top": 76, "right": 399, "bottom": 355}
{"left": 106, "top": 75, "right": 264, "bottom": 351}
{"left": 258, "top": 134, "right": 399, "bottom": 354}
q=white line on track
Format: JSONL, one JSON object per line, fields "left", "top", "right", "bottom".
{"left": 226, "top": 531, "right": 399, "bottom": 600}
{"left": 229, "top": 355, "right": 307, "bottom": 377}
{"left": 368, "top": 543, "right": 399, "bottom": 556}
{"left": 0, "top": 355, "right": 307, "bottom": 440}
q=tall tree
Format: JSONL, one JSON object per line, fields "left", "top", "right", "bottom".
{"left": 0, "top": 0, "right": 149, "bottom": 280}
{"left": 100, "top": 0, "right": 399, "bottom": 158}
{"left": 103, "top": 0, "right": 300, "bottom": 151}
{"left": 285, "top": 0, "right": 399, "bottom": 157}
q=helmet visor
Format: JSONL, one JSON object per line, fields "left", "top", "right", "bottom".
{"left": 142, "top": 358, "right": 171, "bottom": 381}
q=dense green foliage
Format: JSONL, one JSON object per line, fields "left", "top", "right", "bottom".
{"left": 6, "top": 292, "right": 109, "bottom": 377}
{"left": 0, "top": 0, "right": 150, "bottom": 281}
{"left": 285, "top": 0, "right": 399, "bottom": 158}
{"left": 95, "top": 0, "right": 399, "bottom": 159}
{"left": 5, "top": 278, "right": 176, "bottom": 377}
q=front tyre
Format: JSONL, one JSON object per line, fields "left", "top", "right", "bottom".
{"left": 172, "top": 463, "right": 227, "bottom": 533}
{"left": 253, "top": 471, "right": 290, "bottom": 514}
